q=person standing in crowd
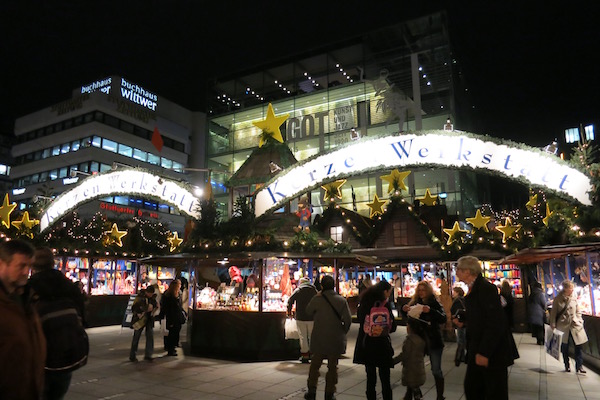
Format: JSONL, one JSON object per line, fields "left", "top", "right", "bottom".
{"left": 129, "top": 285, "right": 158, "bottom": 362}
{"left": 287, "top": 277, "right": 318, "bottom": 363}
{"left": 304, "top": 275, "right": 352, "bottom": 400}
{"left": 162, "top": 279, "right": 185, "bottom": 356}
{"left": 393, "top": 273, "right": 402, "bottom": 314}
{"left": 453, "top": 256, "right": 518, "bottom": 400}
{"left": 30, "top": 247, "right": 87, "bottom": 400}
{"left": 0, "top": 239, "right": 46, "bottom": 399}
{"left": 402, "top": 281, "right": 447, "bottom": 400}
{"left": 550, "top": 280, "right": 588, "bottom": 373}
{"left": 451, "top": 286, "right": 467, "bottom": 366}
{"left": 500, "top": 280, "right": 515, "bottom": 331}
{"left": 528, "top": 281, "right": 547, "bottom": 345}
{"left": 398, "top": 318, "right": 427, "bottom": 400}
{"left": 359, "top": 273, "right": 373, "bottom": 294}
{"left": 353, "top": 280, "right": 397, "bottom": 400}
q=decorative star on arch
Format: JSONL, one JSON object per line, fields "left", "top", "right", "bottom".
{"left": 465, "top": 209, "right": 491, "bottom": 232}
{"left": 168, "top": 231, "right": 183, "bottom": 252}
{"left": 252, "top": 103, "right": 289, "bottom": 147}
{"left": 104, "top": 223, "right": 128, "bottom": 247}
{"left": 418, "top": 189, "right": 438, "bottom": 206}
{"left": 542, "top": 204, "right": 554, "bottom": 227}
{"left": 526, "top": 194, "right": 538, "bottom": 210}
{"left": 380, "top": 169, "right": 411, "bottom": 194}
{"left": 321, "top": 179, "right": 346, "bottom": 202}
{"left": 0, "top": 193, "right": 17, "bottom": 229}
{"left": 11, "top": 211, "right": 40, "bottom": 238}
{"left": 443, "top": 221, "right": 468, "bottom": 245}
{"left": 366, "top": 194, "right": 386, "bottom": 218}
{"left": 495, "top": 217, "right": 522, "bottom": 243}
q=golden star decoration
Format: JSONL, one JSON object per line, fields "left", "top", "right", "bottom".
{"left": 321, "top": 179, "right": 346, "bottom": 201}
{"left": 11, "top": 211, "right": 40, "bottom": 237}
{"left": 252, "top": 103, "right": 289, "bottom": 147}
{"left": 465, "top": 209, "right": 491, "bottom": 232}
{"left": 104, "top": 223, "right": 128, "bottom": 247}
{"left": 168, "top": 231, "right": 183, "bottom": 252}
{"left": 380, "top": 169, "right": 411, "bottom": 194}
{"left": 495, "top": 217, "right": 522, "bottom": 243}
{"left": 443, "top": 221, "right": 468, "bottom": 245}
{"left": 542, "top": 204, "right": 554, "bottom": 227}
{"left": 526, "top": 194, "right": 538, "bottom": 210}
{"left": 0, "top": 193, "right": 17, "bottom": 229}
{"left": 418, "top": 189, "right": 438, "bottom": 206}
{"left": 366, "top": 194, "right": 386, "bottom": 218}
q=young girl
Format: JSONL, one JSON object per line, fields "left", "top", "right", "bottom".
{"left": 399, "top": 318, "right": 426, "bottom": 400}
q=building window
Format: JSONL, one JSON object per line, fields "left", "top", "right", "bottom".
{"left": 330, "top": 226, "right": 343, "bottom": 242}
{"left": 393, "top": 222, "right": 408, "bottom": 246}
{"left": 584, "top": 124, "right": 595, "bottom": 141}
{"left": 565, "top": 128, "right": 579, "bottom": 144}
{"left": 102, "top": 139, "right": 117, "bottom": 153}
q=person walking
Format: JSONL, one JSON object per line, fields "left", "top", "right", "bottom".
{"left": 398, "top": 318, "right": 427, "bottom": 400}
{"left": 528, "top": 281, "right": 547, "bottom": 345}
{"left": 401, "top": 281, "right": 447, "bottom": 400}
{"left": 287, "top": 277, "right": 318, "bottom": 363}
{"left": 453, "top": 256, "right": 518, "bottom": 400}
{"left": 304, "top": 275, "right": 352, "bottom": 400}
{"left": 0, "top": 239, "right": 46, "bottom": 399}
{"left": 550, "top": 280, "right": 588, "bottom": 373}
{"left": 162, "top": 279, "right": 186, "bottom": 356}
{"left": 129, "top": 285, "right": 158, "bottom": 362}
{"left": 353, "top": 280, "right": 397, "bottom": 400}
{"left": 451, "top": 286, "right": 467, "bottom": 366}
{"left": 30, "top": 247, "right": 88, "bottom": 400}
{"left": 500, "top": 280, "right": 515, "bottom": 331}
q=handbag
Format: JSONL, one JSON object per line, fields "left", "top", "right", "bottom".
{"left": 321, "top": 292, "right": 346, "bottom": 329}
{"left": 132, "top": 314, "right": 147, "bottom": 331}
{"left": 285, "top": 318, "right": 300, "bottom": 339}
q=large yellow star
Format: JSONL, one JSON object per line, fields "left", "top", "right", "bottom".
{"left": 11, "top": 211, "right": 40, "bottom": 232}
{"left": 542, "top": 204, "right": 554, "bottom": 227}
{"left": 168, "top": 231, "right": 183, "bottom": 252}
{"left": 526, "top": 194, "right": 538, "bottom": 210}
{"left": 321, "top": 179, "right": 346, "bottom": 201}
{"left": 443, "top": 221, "right": 468, "bottom": 245}
{"left": 0, "top": 193, "right": 17, "bottom": 229}
{"left": 466, "top": 209, "right": 491, "bottom": 232}
{"left": 366, "top": 194, "right": 386, "bottom": 218}
{"left": 495, "top": 217, "right": 522, "bottom": 243}
{"left": 252, "top": 103, "right": 289, "bottom": 147}
{"left": 418, "top": 189, "right": 438, "bottom": 206}
{"left": 104, "top": 223, "right": 128, "bottom": 247}
{"left": 380, "top": 169, "right": 411, "bottom": 194}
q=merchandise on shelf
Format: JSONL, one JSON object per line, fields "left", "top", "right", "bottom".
{"left": 484, "top": 262, "right": 522, "bottom": 298}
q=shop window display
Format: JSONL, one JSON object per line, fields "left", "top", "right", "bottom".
{"left": 483, "top": 262, "right": 522, "bottom": 298}
{"left": 114, "top": 260, "right": 136, "bottom": 295}
{"left": 91, "top": 259, "right": 114, "bottom": 295}
{"left": 64, "top": 257, "right": 89, "bottom": 293}
{"left": 138, "top": 264, "right": 175, "bottom": 293}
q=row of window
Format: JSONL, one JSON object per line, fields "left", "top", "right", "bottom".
{"left": 16, "top": 110, "right": 186, "bottom": 156}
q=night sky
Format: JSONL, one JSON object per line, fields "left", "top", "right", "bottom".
{"left": 1, "top": 1, "right": 599, "bottom": 148}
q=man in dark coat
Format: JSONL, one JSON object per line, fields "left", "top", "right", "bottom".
{"left": 528, "top": 281, "right": 547, "bottom": 345}
{"left": 0, "top": 239, "right": 46, "bottom": 399}
{"left": 453, "top": 256, "right": 518, "bottom": 400}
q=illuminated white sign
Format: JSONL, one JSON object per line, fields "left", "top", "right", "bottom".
{"left": 81, "top": 77, "right": 112, "bottom": 95}
{"left": 120, "top": 78, "right": 157, "bottom": 111}
{"left": 40, "top": 170, "right": 200, "bottom": 231}
{"left": 62, "top": 177, "right": 79, "bottom": 185}
{"left": 12, "top": 188, "right": 26, "bottom": 195}
{"left": 254, "top": 131, "right": 593, "bottom": 217}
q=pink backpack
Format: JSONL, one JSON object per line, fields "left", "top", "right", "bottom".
{"left": 363, "top": 301, "right": 392, "bottom": 337}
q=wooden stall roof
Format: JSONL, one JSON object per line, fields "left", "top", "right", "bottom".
{"left": 138, "top": 252, "right": 379, "bottom": 269}
{"left": 497, "top": 242, "right": 600, "bottom": 265}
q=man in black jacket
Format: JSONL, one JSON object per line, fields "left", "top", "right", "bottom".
{"left": 453, "top": 256, "right": 518, "bottom": 400}
{"left": 287, "top": 277, "right": 317, "bottom": 363}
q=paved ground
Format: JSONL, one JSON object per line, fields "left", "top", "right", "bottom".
{"left": 65, "top": 322, "right": 599, "bottom": 400}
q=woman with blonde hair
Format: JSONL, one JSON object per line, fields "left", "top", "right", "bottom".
{"left": 401, "top": 281, "right": 447, "bottom": 400}
{"left": 161, "top": 279, "right": 186, "bottom": 356}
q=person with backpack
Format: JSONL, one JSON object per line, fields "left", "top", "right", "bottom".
{"left": 30, "top": 246, "right": 88, "bottom": 400}
{"left": 397, "top": 318, "right": 427, "bottom": 400}
{"left": 401, "top": 281, "right": 447, "bottom": 400}
{"left": 353, "top": 280, "right": 397, "bottom": 400}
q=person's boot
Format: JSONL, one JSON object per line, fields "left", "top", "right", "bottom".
{"left": 304, "top": 390, "right": 316, "bottom": 400}
{"left": 403, "top": 388, "right": 413, "bottom": 400}
{"left": 324, "top": 393, "right": 336, "bottom": 400}
{"left": 434, "top": 376, "right": 445, "bottom": 400}
{"left": 413, "top": 388, "right": 422, "bottom": 400}
{"left": 366, "top": 388, "right": 377, "bottom": 400}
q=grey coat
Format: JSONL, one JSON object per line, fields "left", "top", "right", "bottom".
{"left": 550, "top": 291, "right": 588, "bottom": 345}
{"left": 306, "top": 289, "right": 352, "bottom": 356}
{"left": 527, "top": 286, "right": 546, "bottom": 326}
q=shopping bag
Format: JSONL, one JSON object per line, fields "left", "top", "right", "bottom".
{"left": 285, "top": 318, "right": 300, "bottom": 340}
{"left": 544, "top": 324, "right": 564, "bottom": 361}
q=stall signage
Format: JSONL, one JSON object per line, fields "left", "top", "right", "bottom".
{"left": 40, "top": 170, "right": 200, "bottom": 231}
{"left": 99, "top": 202, "right": 159, "bottom": 219}
{"left": 254, "top": 131, "right": 593, "bottom": 217}
{"left": 80, "top": 76, "right": 158, "bottom": 112}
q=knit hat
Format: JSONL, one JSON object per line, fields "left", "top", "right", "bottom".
{"left": 299, "top": 277, "right": 311, "bottom": 286}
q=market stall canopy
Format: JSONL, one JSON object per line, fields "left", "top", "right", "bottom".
{"left": 498, "top": 242, "right": 600, "bottom": 265}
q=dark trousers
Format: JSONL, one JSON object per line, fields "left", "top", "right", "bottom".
{"left": 531, "top": 324, "right": 544, "bottom": 344}
{"left": 561, "top": 341, "right": 583, "bottom": 370}
{"left": 307, "top": 353, "right": 338, "bottom": 395}
{"left": 365, "top": 365, "right": 391, "bottom": 400}
{"left": 44, "top": 371, "right": 73, "bottom": 400}
{"left": 130, "top": 323, "right": 154, "bottom": 359}
{"left": 464, "top": 363, "right": 508, "bottom": 400}
{"left": 166, "top": 324, "right": 181, "bottom": 353}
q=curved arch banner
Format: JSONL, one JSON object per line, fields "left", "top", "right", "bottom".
{"left": 254, "top": 131, "right": 592, "bottom": 217}
{"left": 39, "top": 170, "right": 201, "bottom": 232}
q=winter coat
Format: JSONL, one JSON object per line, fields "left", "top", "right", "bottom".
{"left": 162, "top": 292, "right": 185, "bottom": 328}
{"left": 353, "top": 299, "right": 396, "bottom": 367}
{"left": 527, "top": 286, "right": 547, "bottom": 326}
{"left": 131, "top": 289, "right": 158, "bottom": 329}
{"left": 550, "top": 291, "right": 588, "bottom": 345}
{"left": 501, "top": 292, "right": 515, "bottom": 329}
{"left": 29, "top": 268, "right": 86, "bottom": 320}
{"left": 287, "top": 284, "right": 317, "bottom": 321}
{"left": 0, "top": 282, "right": 46, "bottom": 399}
{"left": 464, "top": 275, "right": 518, "bottom": 368}
{"left": 400, "top": 333, "right": 426, "bottom": 388}
{"left": 306, "top": 289, "right": 352, "bottom": 356}
{"left": 402, "top": 295, "right": 446, "bottom": 351}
